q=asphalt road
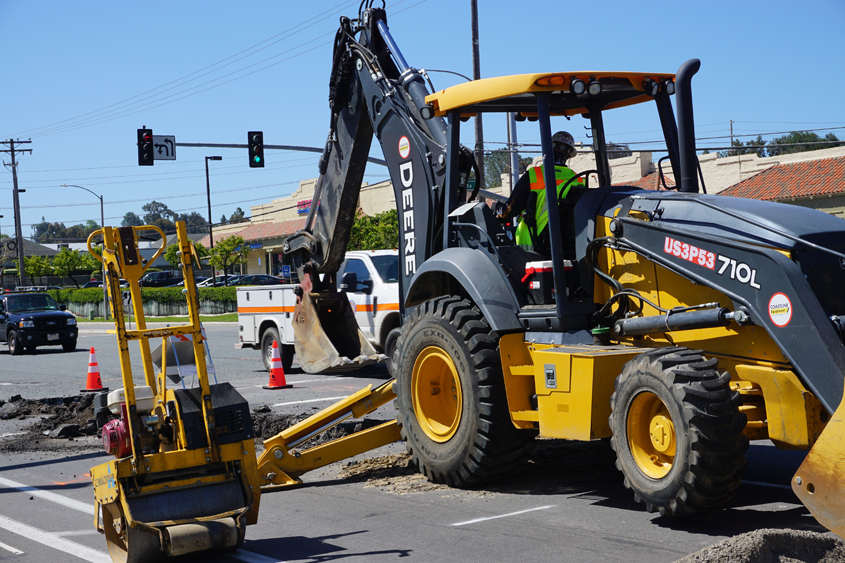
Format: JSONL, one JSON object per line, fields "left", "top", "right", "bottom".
{"left": 0, "top": 323, "right": 831, "bottom": 562}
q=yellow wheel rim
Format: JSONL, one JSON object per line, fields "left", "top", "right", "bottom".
{"left": 627, "top": 391, "right": 676, "bottom": 479}
{"left": 412, "top": 346, "right": 463, "bottom": 443}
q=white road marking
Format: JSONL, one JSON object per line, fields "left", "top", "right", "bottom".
{"left": 0, "top": 539, "right": 24, "bottom": 554}
{"left": 272, "top": 397, "right": 348, "bottom": 407}
{"left": 451, "top": 505, "right": 556, "bottom": 526}
{"left": 0, "top": 514, "right": 110, "bottom": 563}
{"left": 56, "top": 529, "right": 101, "bottom": 536}
{"left": 285, "top": 377, "right": 342, "bottom": 384}
{"left": 229, "top": 550, "right": 289, "bottom": 563}
{"left": 743, "top": 479, "right": 793, "bottom": 491}
{"left": 253, "top": 377, "right": 342, "bottom": 389}
{"left": 0, "top": 476, "right": 92, "bottom": 514}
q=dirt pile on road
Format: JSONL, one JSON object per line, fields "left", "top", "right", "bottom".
{"left": 339, "top": 452, "right": 449, "bottom": 494}
{"left": 0, "top": 397, "right": 391, "bottom": 455}
{"left": 675, "top": 529, "right": 845, "bottom": 563}
{"left": 0, "top": 394, "right": 100, "bottom": 453}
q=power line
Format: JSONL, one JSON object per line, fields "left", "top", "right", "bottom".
{"left": 3, "top": 1, "right": 359, "bottom": 139}
{"left": 8, "top": 0, "right": 427, "bottom": 139}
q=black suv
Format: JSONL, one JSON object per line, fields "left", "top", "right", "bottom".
{"left": 0, "top": 292, "right": 78, "bottom": 354}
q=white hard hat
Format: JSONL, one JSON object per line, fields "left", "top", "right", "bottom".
{"left": 552, "top": 131, "right": 577, "bottom": 158}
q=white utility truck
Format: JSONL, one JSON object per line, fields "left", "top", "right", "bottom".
{"left": 236, "top": 250, "right": 401, "bottom": 374}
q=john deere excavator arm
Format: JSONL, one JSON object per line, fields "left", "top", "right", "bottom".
{"left": 283, "top": 4, "right": 474, "bottom": 373}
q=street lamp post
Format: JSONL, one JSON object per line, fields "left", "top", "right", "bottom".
{"left": 205, "top": 156, "right": 222, "bottom": 286}
{"left": 60, "top": 184, "right": 108, "bottom": 320}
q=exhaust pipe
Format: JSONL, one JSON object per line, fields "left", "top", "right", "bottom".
{"left": 676, "top": 59, "right": 701, "bottom": 193}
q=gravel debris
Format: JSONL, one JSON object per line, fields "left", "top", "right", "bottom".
{"left": 675, "top": 529, "right": 845, "bottom": 563}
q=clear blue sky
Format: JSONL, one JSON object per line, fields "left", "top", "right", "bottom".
{"left": 1, "top": 0, "right": 843, "bottom": 240}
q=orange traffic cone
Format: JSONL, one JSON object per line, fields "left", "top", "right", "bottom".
{"left": 263, "top": 340, "right": 292, "bottom": 390}
{"left": 81, "top": 347, "right": 108, "bottom": 393}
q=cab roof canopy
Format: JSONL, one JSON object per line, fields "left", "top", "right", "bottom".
{"left": 425, "top": 71, "right": 675, "bottom": 118}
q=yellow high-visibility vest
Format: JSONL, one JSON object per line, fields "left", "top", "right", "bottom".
{"left": 515, "top": 165, "right": 582, "bottom": 247}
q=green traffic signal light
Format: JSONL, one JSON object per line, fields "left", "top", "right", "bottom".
{"left": 248, "top": 130, "right": 264, "bottom": 168}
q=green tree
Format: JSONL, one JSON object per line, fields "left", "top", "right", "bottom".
{"left": 767, "top": 131, "right": 841, "bottom": 157}
{"left": 142, "top": 201, "right": 178, "bottom": 236}
{"left": 347, "top": 208, "right": 398, "bottom": 250}
{"left": 122, "top": 212, "right": 143, "bottom": 227}
{"left": 208, "top": 235, "right": 250, "bottom": 281}
{"left": 719, "top": 135, "right": 768, "bottom": 158}
{"left": 175, "top": 212, "right": 208, "bottom": 234}
{"left": 51, "top": 248, "right": 86, "bottom": 288}
{"left": 219, "top": 214, "right": 228, "bottom": 225}
{"left": 24, "top": 255, "right": 53, "bottom": 285}
{"left": 484, "top": 150, "right": 534, "bottom": 188}
{"left": 165, "top": 241, "right": 210, "bottom": 268}
{"left": 229, "top": 207, "right": 246, "bottom": 223}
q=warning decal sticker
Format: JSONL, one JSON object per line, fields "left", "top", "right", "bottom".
{"left": 398, "top": 136, "right": 410, "bottom": 159}
{"left": 768, "top": 293, "right": 792, "bottom": 327}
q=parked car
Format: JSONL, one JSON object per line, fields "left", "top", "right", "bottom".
{"left": 0, "top": 292, "right": 78, "bottom": 354}
{"left": 197, "top": 276, "right": 243, "bottom": 287}
{"left": 140, "top": 271, "right": 183, "bottom": 287}
{"left": 229, "top": 275, "right": 283, "bottom": 286}
{"left": 168, "top": 276, "right": 209, "bottom": 287}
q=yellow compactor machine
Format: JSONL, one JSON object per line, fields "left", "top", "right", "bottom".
{"left": 88, "top": 223, "right": 400, "bottom": 562}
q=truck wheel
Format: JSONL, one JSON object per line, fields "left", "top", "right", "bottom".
{"left": 261, "top": 328, "right": 280, "bottom": 372}
{"left": 62, "top": 340, "right": 77, "bottom": 352}
{"left": 395, "top": 296, "right": 532, "bottom": 487}
{"left": 384, "top": 328, "right": 401, "bottom": 377}
{"left": 609, "top": 347, "right": 748, "bottom": 516}
{"left": 8, "top": 330, "right": 22, "bottom": 355}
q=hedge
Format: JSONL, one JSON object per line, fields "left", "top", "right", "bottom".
{"left": 47, "top": 286, "right": 236, "bottom": 305}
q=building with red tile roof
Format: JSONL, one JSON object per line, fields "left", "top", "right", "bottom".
{"left": 719, "top": 155, "right": 845, "bottom": 219}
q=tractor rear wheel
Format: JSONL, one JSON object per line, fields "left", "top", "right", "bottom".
{"left": 395, "top": 296, "right": 533, "bottom": 487}
{"left": 609, "top": 347, "right": 747, "bottom": 516}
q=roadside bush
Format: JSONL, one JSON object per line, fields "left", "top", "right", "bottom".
{"left": 47, "top": 286, "right": 236, "bottom": 305}
{"left": 47, "top": 288, "right": 103, "bottom": 304}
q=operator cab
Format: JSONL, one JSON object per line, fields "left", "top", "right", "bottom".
{"left": 424, "top": 69, "right": 685, "bottom": 331}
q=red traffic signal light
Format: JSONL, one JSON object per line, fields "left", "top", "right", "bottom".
{"left": 137, "top": 128, "right": 154, "bottom": 166}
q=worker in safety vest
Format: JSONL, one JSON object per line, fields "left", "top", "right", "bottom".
{"left": 497, "top": 131, "right": 584, "bottom": 253}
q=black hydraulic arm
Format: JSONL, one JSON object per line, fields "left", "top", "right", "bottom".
{"left": 284, "top": 6, "right": 460, "bottom": 300}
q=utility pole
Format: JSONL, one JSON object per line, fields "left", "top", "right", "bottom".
{"left": 470, "top": 0, "right": 485, "bottom": 192}
{"left": 1, "top": 140, "right": 32, "bottom": 288}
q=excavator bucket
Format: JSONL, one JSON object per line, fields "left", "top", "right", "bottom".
{"left": 792, "top": 394, "right": 845, "bottom": 538}
{"left": 293, "top": 289, "right": 385, "bottom": 374}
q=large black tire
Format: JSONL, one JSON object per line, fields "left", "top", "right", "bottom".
{"left": 8, "top": 330, "right": 22, "bottom": 355}
{"left": 395, "top": 296, "right": 533, "bottom": 488}
{"left": 384, "top": 327, "right": 401, "bottom": 378}
{"left": 609, "top": 347, "right": 748, "bottom": 516}
{"left": 62, "top": 340, "right": 77, "bottom": 352}
{"left": 261, "top": 327, "right": 280, "bottom": 372}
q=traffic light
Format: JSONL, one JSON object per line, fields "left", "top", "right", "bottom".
{"left": 137, "top": 128, "right": 154, "bottom": 166}
{"left": 248, "top": 131, "right": 264, "bottom": 168}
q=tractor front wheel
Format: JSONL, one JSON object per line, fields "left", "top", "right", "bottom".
{"left": 395, "top": 296, "right": 532, "bottom": 487}
{"left": 609, "top": 347, "right": 747, "bottom": 516}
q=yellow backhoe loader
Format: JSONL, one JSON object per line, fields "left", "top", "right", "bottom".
{"left": 89, "top": 4, "right": 845, "bottom": 561}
